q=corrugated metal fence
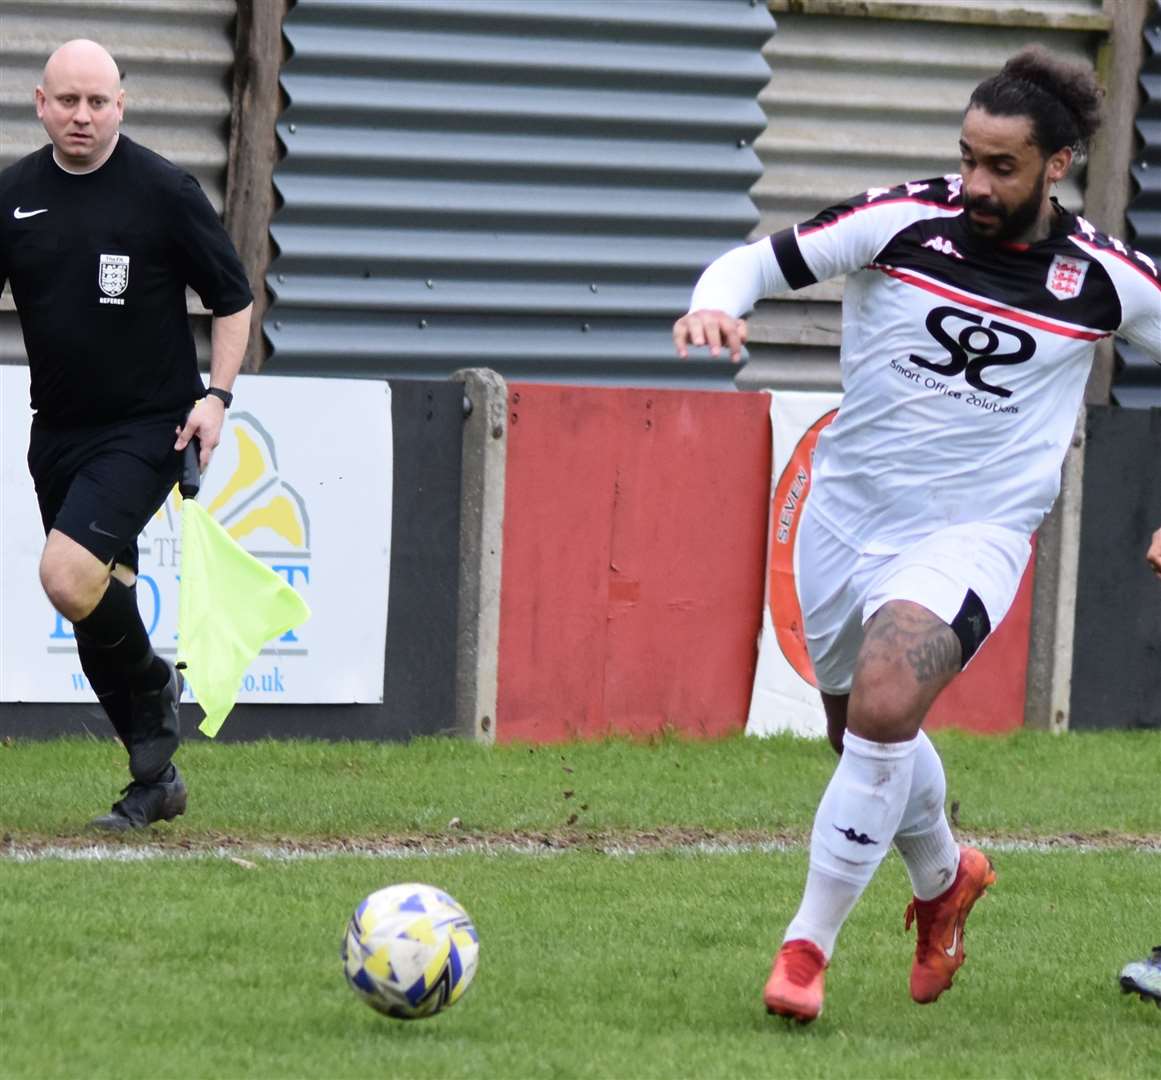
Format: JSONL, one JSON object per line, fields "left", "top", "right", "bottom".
{"left": 2, "top": 1, "right": 1144, "bottom": 395}
{"left": 0, "top": 0, "right": 237, "bottom": 361}
{"left": 265, "top": 0, "right": 774, "bottom": 387}
{"left": 1118, "top": 1, "right": 1161, "bottom": 408}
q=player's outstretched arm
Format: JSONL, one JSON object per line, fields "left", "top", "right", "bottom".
{"left": 1147, "top": 527, "right": 1161, "bottom": 579}
{"left": 673, "top": 239, "right": 781, "bottom": 362}
{"left": 674, "top": 179, "right": 968, "bottom": 365}
{"left": 672, "top": 309, "right": 748, "bottom": 362}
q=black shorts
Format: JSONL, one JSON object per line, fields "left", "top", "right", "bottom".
{"left": 27, "top": 411, "right": 185, "bottom": 573}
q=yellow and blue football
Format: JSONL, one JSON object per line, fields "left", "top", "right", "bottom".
{"left": 341, "top": 883, "right": 479, "bottom": 1020}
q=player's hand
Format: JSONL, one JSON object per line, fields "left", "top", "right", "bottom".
{"left": 1147, "top": 527, "right": 1161, "bottom": 579}
{"left": 175, "top": 395, "right": 226, "bottom": 473}
{"left": 672, "top": 309, "right": 748, "bottom": 363}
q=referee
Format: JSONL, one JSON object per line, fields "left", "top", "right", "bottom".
{"left": 0, "top": 40, "right": 253, "bottom": 829}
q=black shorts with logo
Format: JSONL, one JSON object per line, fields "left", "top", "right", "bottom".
{"left": 27, "top": 411, "right": 184, "bottom": 573}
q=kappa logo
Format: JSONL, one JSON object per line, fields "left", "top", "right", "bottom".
{"left": 868, "top": 181, "right": 930, "bottom": 204}
{"left": 922, "top": 236, "right": 964, "bottom": 260}
{"left": 98, "top": 253, "right": 129, "bottom": 302}
{"left": 1075, "top": 217, "right": 1158, "bottom": 277}
{"left": 834, "top": 824, "right": 877, "bottom": 846}
{"left": 1045, "top": 254, "right": 1088, "bottom": 300}
{"left": 1135, "top": 249, "right": 1159, "bottom": 278}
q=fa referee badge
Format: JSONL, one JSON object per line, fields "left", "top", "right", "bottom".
{"left": 98, "top": 253, "right": 129, "bottom": 305}
{"left": 175, "top": 444, "right": 311, "bottom": 737}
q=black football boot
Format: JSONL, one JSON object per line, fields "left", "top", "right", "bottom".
{"left": 89, "top": 763, "right": 188, "bottom": 831}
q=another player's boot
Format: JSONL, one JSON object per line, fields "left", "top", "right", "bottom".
{"left": 904, "top": 845, "right": 995, "bottom": 1004}
{"left": 764, "top": 939, "right": 828, "bottom": 1022}
{"left": 1119, "top": 947, "right": 1161, "bottom": 1007}
{"left": 127, "top": 659, "right": 182, "bottom": 783}
{"left": 89, "top": 763, "right": 188, "bottom": 831}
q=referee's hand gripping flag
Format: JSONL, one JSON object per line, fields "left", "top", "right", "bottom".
{"left": 175, "top": 440, "right": 310, "bottom": 736}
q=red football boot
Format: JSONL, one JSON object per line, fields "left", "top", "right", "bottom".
{"left": 764, "top": 938, "right": 828, "bottom": 1022}
{"left": 905, "top": 845, "right": 996, "bottom": 1004}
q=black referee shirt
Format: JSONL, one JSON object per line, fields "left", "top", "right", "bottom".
{"left": 0, "top": 135, "right": 253, "bottom": 427}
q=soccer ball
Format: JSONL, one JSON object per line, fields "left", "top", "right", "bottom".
{"left": 341, "top": 883, "right": 479, "bottom": 1019}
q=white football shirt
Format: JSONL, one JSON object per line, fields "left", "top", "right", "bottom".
{"left": 690, "top": 175, "right": 1161, "bottom": 552}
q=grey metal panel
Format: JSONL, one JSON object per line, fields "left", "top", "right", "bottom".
{"left": 1118, "top": 3, "right": 1161, "bottom": 409}
{"left": 741, "top": 9, "right": 1101, "bottom": 392}
{"left": 1127, "top": 6, "right": 1160, "bottom": 254}
{"left": 0, "top": 0, "right": 235, "bottom": 345}
{"left": 267, "top": 0, "right": 775, "bottom": 387}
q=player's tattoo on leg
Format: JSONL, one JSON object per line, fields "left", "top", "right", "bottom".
{"left": 857, "top": 603, "right": 962, "bottom": 686}
{"left": 905, "top": 634, "right": 960, "bottom": 683}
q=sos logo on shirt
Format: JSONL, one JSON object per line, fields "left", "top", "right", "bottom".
{"left": 909, "top": 305, "right": 1036, "bottom": 398}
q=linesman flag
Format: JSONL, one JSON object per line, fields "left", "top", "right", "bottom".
{"left": 175, "top": 441, "right": 310, "bottom": 737}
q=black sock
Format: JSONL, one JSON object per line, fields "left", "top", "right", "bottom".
{"left": 72, "top": 578, "right": 168, "bottom": 693}
{"left": 75, "top": 635, "right": 133, "bottom": 747}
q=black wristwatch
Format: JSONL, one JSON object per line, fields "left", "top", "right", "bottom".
{"left": 205, "top": 386, "right": 233, "bottom": 408}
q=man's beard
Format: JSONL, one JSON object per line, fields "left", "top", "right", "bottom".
{"left": 963, "top": 165, "right": 1047, "bottom": 243}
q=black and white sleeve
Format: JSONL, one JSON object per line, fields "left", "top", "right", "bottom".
{"left": 687, "top": 180, "right": 962, "bottom": 316}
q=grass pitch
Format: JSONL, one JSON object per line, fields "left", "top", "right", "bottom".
{"left": 1, "top": 730, "right": 1158, "bottom": 1079}
{"left": 2, "top": 728, "right": 1158, "bottom": 838}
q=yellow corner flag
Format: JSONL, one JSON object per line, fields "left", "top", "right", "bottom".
{"left": 177, "top": 499, "right": 310, "bottom": 737}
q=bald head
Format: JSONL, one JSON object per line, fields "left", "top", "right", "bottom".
{"left": 36, "top": 39, "right": 125, "bottom": 172}
{"left": 42, "top": 39, "right": 122, "bottom": 93}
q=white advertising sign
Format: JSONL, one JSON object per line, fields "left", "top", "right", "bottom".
{"left": 0, "top": 367, "right": 392, "bottom": 705}
{"left": 746, "top": 391, "right": 843, "bottom": 739}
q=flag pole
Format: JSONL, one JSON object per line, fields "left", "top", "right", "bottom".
{"left": 175, "top": 435, "right": 201, "bottom": 680}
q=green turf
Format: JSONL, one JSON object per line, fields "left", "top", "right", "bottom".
{"left": 1, "top": 729, "right": 1158, "bottom": 838}
{"left": 0, "top": 849, "right": 1157, "bottom": 1080}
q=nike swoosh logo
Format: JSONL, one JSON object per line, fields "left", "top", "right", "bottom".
{"left": 13, "top": 207, "right": 48, "bottom": 219}
{"left": 944, "top": 925, "right": 960, "bottom": 958}
{"left": 88, "top": 520, "right": 119, "bottom": 539}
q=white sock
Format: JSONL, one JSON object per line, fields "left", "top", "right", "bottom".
{"left": 782, "top": 867, "right": 862, "bottom": 960}
{"left": 783, "top": 730, "right": 920, "bottom": 959}
{"left": 893, "top": 730, "right": 961, "bottom": 901}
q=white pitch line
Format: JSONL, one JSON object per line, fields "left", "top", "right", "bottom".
{"left": 3, "top": 834, "right": 1160, "bottom": 863}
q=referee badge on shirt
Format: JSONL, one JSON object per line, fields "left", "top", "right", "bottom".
{"left": 98, "top": 253, "right": 129, "bottom": 304}
{"left": 1045, "top": 254, "right": 1088, "bottom": 301}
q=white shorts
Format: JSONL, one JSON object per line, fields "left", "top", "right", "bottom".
{"left": 799, "top": 508, "right": 1032, "bottom": 696}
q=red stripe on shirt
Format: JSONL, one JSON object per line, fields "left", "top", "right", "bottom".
{"left": 871, "top": 264, "right": 1107, "bottom": 341}
{"left": 797, "top": 197, "right": 961, "bottom": 236}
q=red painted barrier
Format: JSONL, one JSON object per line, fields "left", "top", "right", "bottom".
{"left": 496, "top": 385, "right": 771, "bottom": 742}
{"left": 496, "top": 384, "right": 1035, "bottom": 741}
